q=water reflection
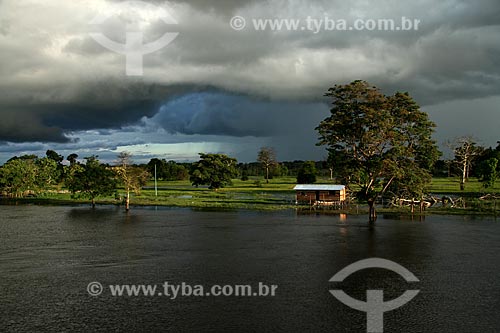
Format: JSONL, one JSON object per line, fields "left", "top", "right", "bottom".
{"left": 66, "top": 206, "right": 121, "bottom": 221}
{"left": 382, "top": 214, "right": 426, "bottom": 222}
{"left": 0, "top": 205, "right": 499, "bottom": 332}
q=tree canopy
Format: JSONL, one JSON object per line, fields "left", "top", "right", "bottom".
{"left": 0, "top": 155, "right": 59, "bottom": 197}
{"left": 478, "top": 158, "right": 498, "bottom": 189}
{"left": 316, "top": 80, "right": 440, "bottom": 220}
{"left": 189, "top": 153, "right": 238, "bottom": 190}
{"left": 146, "top": 158, "right": 188, "bottom": 181}
{"left": 297, "top": 161, "right": 317, "bottom": 184}
{"left": 65, "top": 156, "right": 117, "bottom": 207}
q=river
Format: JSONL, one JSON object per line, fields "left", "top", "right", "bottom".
{"left": 1, "top": 205, "right": 499, "bottom": 332}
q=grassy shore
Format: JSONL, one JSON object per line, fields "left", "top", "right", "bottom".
{"left": 2, "top": 176, "right": 499, "bottom": 215}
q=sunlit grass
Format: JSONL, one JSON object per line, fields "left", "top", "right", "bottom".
{"left": 3, "top": 176, "right": 499, "bottom": 214}
{"left": 428, "top": 177, "right": 500, "bottom": 194}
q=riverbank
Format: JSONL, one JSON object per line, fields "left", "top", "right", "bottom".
{"left": 1, "top": 177, "right": 499, "bottom": 216}
{"left": 2, "top": 197, "right": 499, "bottom": 217}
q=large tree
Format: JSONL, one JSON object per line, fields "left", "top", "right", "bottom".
{"left": 146, "top": 158, "right": 188, "bottom": 181}
{"left": 474, "top": 141, "right": 500, "bottom": 188}
{"left": 0, "top": 157, "right": 38, "bottom": 197}
{"left": 316, "top": 80, "right": 440, "bottom": 221}
{"left": 189, "top": 153, "right": 238, "bottom": 190}
{"left": 46, "top": 150, "right": 63, "bottom": 164}
{"left": 65, "top": 156, "right": 117, "bottom": 208}
{"left": 0, "top": 155, "right": 59, "bottom": 197}
{"left": 67, "top": 153, "right": 79, "bottom": 166}
{"left": 297, "top": 161, "right": 317, "bottom": 184}
{"left": 478, "top": 158, "right": 498, "bottom": 189}
{"left": 257, "top": 147, "right": 277, "bottom": 183}
{"left": 36, "top": 157, "right": 61, "bottom": 188}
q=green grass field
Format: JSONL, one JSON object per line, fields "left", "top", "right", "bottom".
{"left": 134, "top": 176, "right": 297, "bottom": 210}
{"left": 4, "top": 176, "right": 499, "bottom": 214}
{"left": 427, "top": 177, "right": 500, "bottom": 195}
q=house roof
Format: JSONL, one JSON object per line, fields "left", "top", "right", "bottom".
{"left": 293, "top": 185, "right": 345, "bottom": 191}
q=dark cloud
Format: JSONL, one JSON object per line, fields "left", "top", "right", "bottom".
{"left": 0, "top": 0, "right": 499, "bottom": 160}
{"left": 145, "top": 92, "right": 330, "bottom": 137}
{"left": 170, "top": 0, "right": 259, "bottom": 13}
{"left": 0, "top": 111, "right": 70, "bottom": 143}
{"left": 0, "top": 79, "right": 203, "bottom": 142}
{"left": 115, "top": 0, "right": 263, "bottom": 15}
{"left": 0, "top": 86, "right": 160, "bottom": 142}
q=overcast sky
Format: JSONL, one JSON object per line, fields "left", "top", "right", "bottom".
{"left": 0, "top": 0, "right": 499, "bottom": 163}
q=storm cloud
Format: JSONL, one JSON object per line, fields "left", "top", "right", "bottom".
{"left": 0, "top": 0, "right": 499, "bottom": 161}
{"left": 145, "top": 92, "right": 328, "bottom": 137}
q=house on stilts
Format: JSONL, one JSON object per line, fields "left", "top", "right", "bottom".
{"left": 293, "top": 184, "right": 347, "bottom": 208}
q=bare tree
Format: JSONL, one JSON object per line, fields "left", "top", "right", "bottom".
{"left": 446, "top": 137, "right": 482, "bottom": 191}
{"left": 257, "top": 147, "right": 277, "bottom": 184}
{"left": 325, "top": 153, "right": 336, "bottom": 180}
{"left": 115, "top": 152, "right": 150, "bottom": 211}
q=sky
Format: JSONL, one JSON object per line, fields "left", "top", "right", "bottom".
{"left": 0, "top": 0, "right": 499, "bottom": 163}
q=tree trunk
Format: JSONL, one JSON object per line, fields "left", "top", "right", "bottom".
{"left": 460, "top": 159, "right": 467, "bottom": 191}
{"left": 91, "top": 198, "right": 95, "bottom": 209}
{"left": 465, "top": 162, "right": 470, "bottom": 181}
{"left": 266, "top": 167, "right": 269, "bottom": 184}
{"left": 125, "top": 190, "right": 130, "bottom": 212}
{"left": 330, "top": 168, "right": 333, "bottom": 180}
{"left": 368, "top": 198, "right": 377, "bottom": 223}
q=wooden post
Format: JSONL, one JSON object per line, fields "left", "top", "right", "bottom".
{"left": 154, "top": 164, "right": 158, "bottom": 197}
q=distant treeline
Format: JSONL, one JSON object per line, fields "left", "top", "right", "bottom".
{"left": 145, "top": 159, "right": 328, "bottom": 180}
{"left": 1, "top": 139, "right": 500, "bottom": 199}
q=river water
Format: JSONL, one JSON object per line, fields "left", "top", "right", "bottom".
{"left": 1, "top": 205, "right": 499, "bottom": 332}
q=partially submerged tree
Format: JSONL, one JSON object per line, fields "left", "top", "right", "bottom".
{"left": 317, "top": 80, "right": 440, "bottom": 222}
{"left": 115, "top": 152, "right": 150, "bottom": 211}
{"left": 189, "top": 153, "right": 238, "bottom": 190}
{"left": 257, "top": 147, "right": 278, "bottom": 183}
{"left": 65, "top": 156, "right": 117, "bottom": 208}
{"left": 115, "top": 152, "right": 133, "bottom": 211}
